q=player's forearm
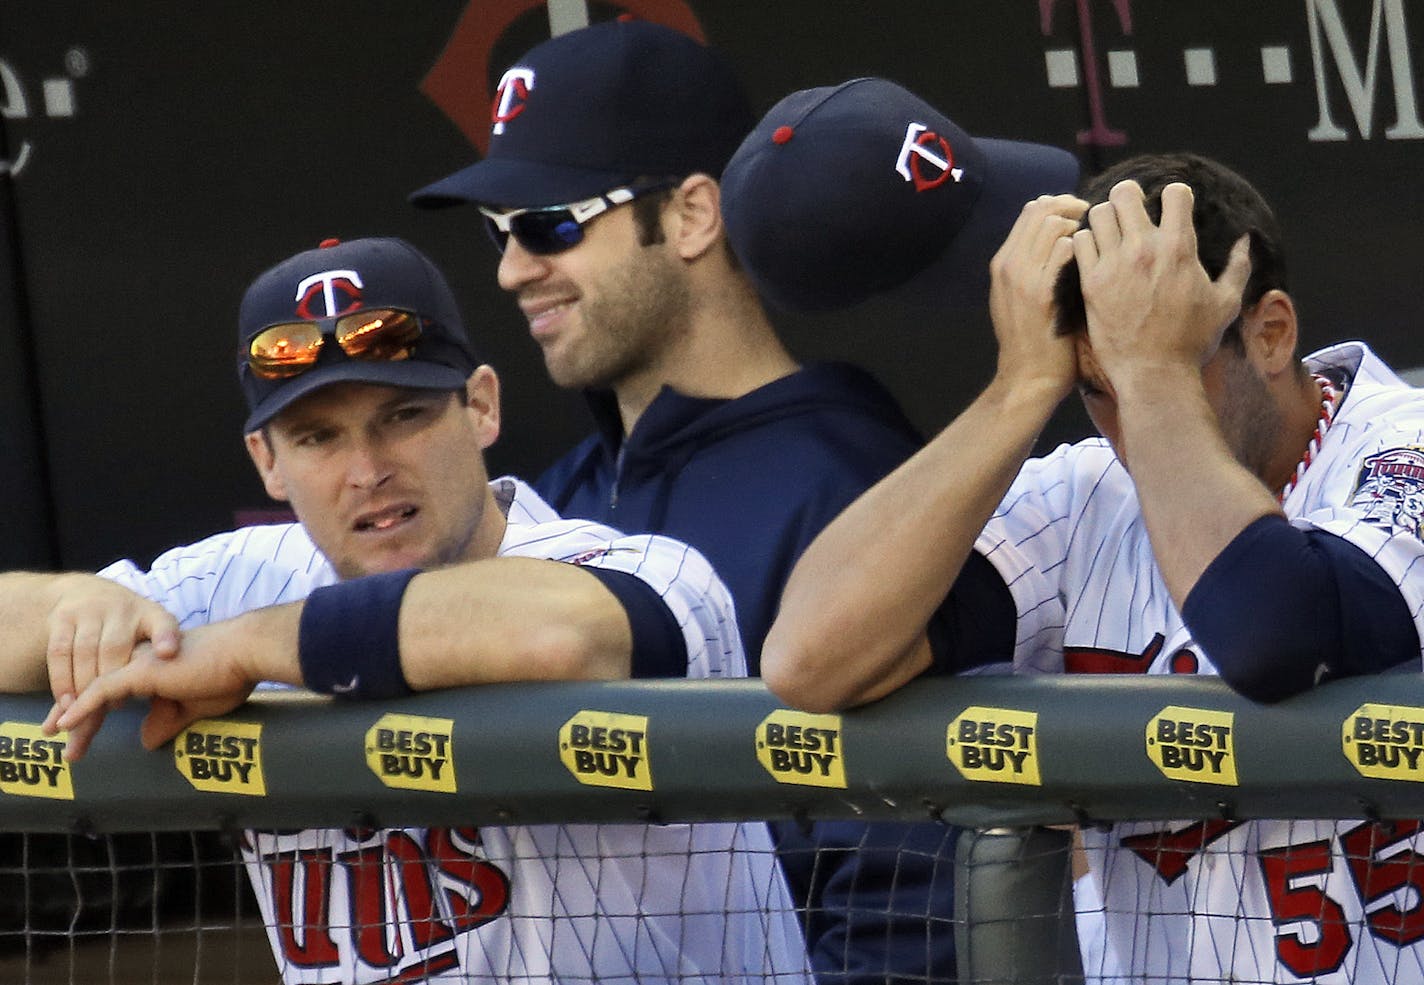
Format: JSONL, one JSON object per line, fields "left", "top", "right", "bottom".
{"left": 0, "top": 572, "right": 59, "bottom": 690}
{"left": 1113, "top": 369, "right": 1281, "bottom": 607}
{"left": 396, "top": 560, "right": 632, "bottom": 689}
{"left": 186, "top": 605, "right": 306, "bottom": 688}
{"left": 202, "top": 561, "right": 632, "bottom": 699}
{"left": 763, "top": 375, "right": 1062, "bottom": 711}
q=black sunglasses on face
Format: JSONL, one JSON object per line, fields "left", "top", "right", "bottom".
{"left": 478, "top": 181, "right": 677, "bottom": 256}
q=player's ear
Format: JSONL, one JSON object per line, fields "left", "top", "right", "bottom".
{"left": 462, "top": 366, "right": 501, "bottom": 451}
{"left": 669, "top": 173, "right": 723, "bottom": 263}
{"left": 244, "top": 430, "right": 290, "bottom": 502}
{"left": 1242, "top": 289, "right": 1298, "bottom": 376}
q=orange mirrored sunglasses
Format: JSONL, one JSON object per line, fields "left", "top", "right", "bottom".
{"left": 247, "top": 308, "right": 423, "bottom": 380}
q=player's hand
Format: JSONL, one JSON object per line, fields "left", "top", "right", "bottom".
{"left": 988, "top": 193, "right": 1088, "bottom": 402}
{"left": 40, "top": 575, "right": 180, "bottom": 750}
{"left": 54, "top": 626, "right": 256, "bottom": 760}
{"left": 1073, "top": 180, "right": 1251, "bottom": 384}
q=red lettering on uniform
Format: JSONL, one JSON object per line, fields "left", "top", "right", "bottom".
{"left": 1260, "top": 839, "right": 1351, "bottom": 977}
{"left": 256, "top": 827, "right": 511, "bottom": 977}
{"left": 385, "top": 831, "right": 457, "bottom": 951}
{"left": 1065, "top": 633, "right": 1164, "bottom": 674}
{"left": 430, "top": 827, "right": 511, "bottom": 932}
{"left": 338, "top": 845, "right": 403, "bottom": 967}
{"left": 267, "top": 849, "right": 340, "bottom": 967}
{"left": 1378, "top": 462, "right": 1424, "bottom": 480}
{"left": 1340, "top": 820, "right": 1424, "bottom": 946}
{"left": 1120, "top": 819, "right": 1241, "bottom": 884}
{"left": 1125, "top": 819, "right": 1424, "bottom": 976}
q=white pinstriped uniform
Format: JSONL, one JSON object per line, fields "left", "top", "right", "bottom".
{"left": 100, "top": 477, "right": 811, "bottom": 985}
{"left": 977, "top": 343, "right": 1424, "bottom": 984}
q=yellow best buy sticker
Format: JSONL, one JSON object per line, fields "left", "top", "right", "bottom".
{"left": 1343, "top": 703, "right": 1424, "bottom": 781}
{"left": 559, "top": 710, "right": 651, "bottom": 791}
{"left": 174, "top": 719, "right": 265, "bottom": 795}
{"left": 365, "top": 713, "right": 456, "bottom": 793}
{"left": 946, "top": 706, "right": 1041, "bottom": 785}
{"left": 0, "top": 721, "right": 73, "bottom": 800}
{"left": 1146, "top": 706, "right": 1237, "bottom": 785}
{"left": 756, "top": 710, "right": 846, "bottom": 788}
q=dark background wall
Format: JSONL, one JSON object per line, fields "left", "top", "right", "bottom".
{"left": 1, "top": 0, "right": 1421, "bottom": 571}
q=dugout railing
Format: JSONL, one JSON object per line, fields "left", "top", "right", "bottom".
{"left": 2, "top": 673, "right": 1423, "bottom": 983}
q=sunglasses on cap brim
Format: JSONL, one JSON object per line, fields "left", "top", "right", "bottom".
{"left": 246, "top": 308, "right": 424, "bottom": 380}
{"left": 477, "top": 180, "right": 677, "bottom": 256}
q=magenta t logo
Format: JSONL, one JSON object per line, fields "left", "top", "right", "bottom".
{"left": 1041, "top": 0, "right": 1133, "bottom": 146}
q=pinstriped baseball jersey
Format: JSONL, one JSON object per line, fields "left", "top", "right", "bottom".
{"left": 100, "top": 476, "right": 811, "bottom": 985}
{"left": 977, "top": 343, "right": 1424, "bottom": 983}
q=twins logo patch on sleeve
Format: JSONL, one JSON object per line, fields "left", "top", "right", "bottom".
{"left": 1351, "top": 446, "right": 1424, "bottom": 539}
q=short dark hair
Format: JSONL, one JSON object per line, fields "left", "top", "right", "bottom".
{"left": 629, "top": 177, "right": 743, "bottom": 270}
{"left": 1054, "top": 152, "right": 1288, "bottom": 344}
{"left": 631, "top": 188, "right": 674, "bottom": 247}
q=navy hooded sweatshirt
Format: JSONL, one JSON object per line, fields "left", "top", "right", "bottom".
{"left": 536, "top": 361, "right": 961, "bottom": 985}
{"left": 537, "top": 361, "right": 924, "bottom": 671}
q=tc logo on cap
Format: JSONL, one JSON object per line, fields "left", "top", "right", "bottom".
{"left": 492, "top": 67, "right": 535, "bottom": 135}
{"left": 295, "top": 269, "right": 363, "bottom": 319}
{"left": 896, "top": 122, "right": 963, "bottom": 192}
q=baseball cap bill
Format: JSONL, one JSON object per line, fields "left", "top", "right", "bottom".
{"left": 238, "top": 237, "right": 478, "bottom": 433}
{"left": 409, "top": 19, "right": 755, "bottom": 209}
{"left": 719, "top": 77, "right": 1082, "bottom": 312}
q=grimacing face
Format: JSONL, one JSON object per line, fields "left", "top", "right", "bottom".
{"left": 245, "top": 377, "right": 500, "bottom": 580}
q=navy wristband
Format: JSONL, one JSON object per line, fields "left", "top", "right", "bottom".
{"left": 299, "top": 569, "right": 419, "bottom": 700}
{"left": 580, "top": 567, "right": 687, "bottom": 678}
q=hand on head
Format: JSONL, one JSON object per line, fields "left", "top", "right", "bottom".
{"left": 987, "top": 193, "right": 1090, "bottom": 400}
{"left": 1071, "top": 180, "right": 1252, "bottom": 384}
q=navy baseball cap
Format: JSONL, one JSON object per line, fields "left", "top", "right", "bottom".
{"left": 409, "top": 19, "right": 755, "bottom": 209}
{"left": 720, "top": 77, "right": 1082, "bottom": 312}
{"left": 238, "top": 237, "right": 478, "bottom": 432}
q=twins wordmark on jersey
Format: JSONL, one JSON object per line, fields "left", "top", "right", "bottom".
{"left": 243, "top": 820, "right": 809, "bottom": 985}
{"left": 244, "top": 826, "right": 509, "bottom": 982}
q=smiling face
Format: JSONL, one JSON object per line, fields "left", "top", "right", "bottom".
{"left": 244, "top": 371, "right": 504, "bottom": 580}
{"left": 494, "top": 194, "right": 692, "bottom": 393}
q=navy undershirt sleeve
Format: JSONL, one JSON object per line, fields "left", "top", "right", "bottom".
{"left": 1182, "top": 514, "right": 1420, "bottom": 702}
{"left": 925, "top": 550, "right": 1017, "bottom": 676}
{"left": 579, "top": 567, "right": 688, "bottom": 679}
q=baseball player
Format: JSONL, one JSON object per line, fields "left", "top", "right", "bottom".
{"left": 759, "top": 152, "right": 1424, "bottom": 984}
{"left": 2, "top": 238, "right": 811, "bottom": 984}
{"left": 414, "top": 39, "right": 1078, "bottom": 982}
